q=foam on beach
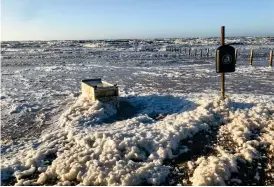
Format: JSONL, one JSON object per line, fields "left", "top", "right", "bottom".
{"left": 1, "top": 94, "right": 273, "bottom": 185}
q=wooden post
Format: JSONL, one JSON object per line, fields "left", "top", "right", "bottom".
{"left": 269, "top": 50, "right": 273, "bottom": 67}
{"left": 220, "top": 26, "right": 225, "bottom": 100}
{"left": 200, "top": 49, "right": 203, "bottom": 58}
{"left": 207, "top": 48, "right": 209, "bottom": 57}
{"left": 185, "top": 48, "right": 187, "bottom": 55}
{"left": 215, "top": 49, "right": 217, "bottom": 63}
{"left": 189, "top": 48, "right": 191, "bottom": 56}
{"left": 215, "top": 49, "right": 217, "bottom": 62}
{"left": 235, "top": 48, "right": 238, "bottom": 63}
{"left": 250, "top": 49, "right": 254, "bottom": 66}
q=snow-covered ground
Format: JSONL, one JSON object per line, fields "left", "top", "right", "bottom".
{"left": 1, "top": 37, "right": 274, "bottom": 185}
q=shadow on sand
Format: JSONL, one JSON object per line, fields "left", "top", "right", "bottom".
{"left": 229, "top": 101, "right": 256, "bottom": 110}
{"left": 103, "top": 94, "right": 197, "bottom": 124}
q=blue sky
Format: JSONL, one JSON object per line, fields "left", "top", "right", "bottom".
{"left": 1, "top": 0, "right": 274, "bottom": 41}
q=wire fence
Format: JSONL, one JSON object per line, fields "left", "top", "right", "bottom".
{"left": 163, "top": 47, "right": 273, "bottom": 66}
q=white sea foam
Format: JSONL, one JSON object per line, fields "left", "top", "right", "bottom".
{"left": 190, "top": 96, "right": 274, "bottom": 185}
{"left": 1, "top": 38, "right": 274, "bottom": 185}
{"left": 2, "top": 93, "right": 273, "bottom": 185}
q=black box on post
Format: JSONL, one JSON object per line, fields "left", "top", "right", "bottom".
{"left": 216, "top": 45, "right": 236, "bottom": 73}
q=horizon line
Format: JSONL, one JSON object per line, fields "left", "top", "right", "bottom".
{"left": 1, "top": 35, "right": 274, "bottom": 42}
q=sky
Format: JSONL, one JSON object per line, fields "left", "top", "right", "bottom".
{"left": 1, "top": 0, "right": 274, "bottom": 41}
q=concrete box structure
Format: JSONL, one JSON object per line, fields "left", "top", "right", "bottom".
{"left": 81, "top": 79, "right": 119, "bottom": 107}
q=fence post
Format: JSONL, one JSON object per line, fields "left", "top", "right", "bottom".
{"left": 235, "top": 48, "right": 238, "bottom": 63}
{"left": 250, "top": 49, "right": 253, "bottom": 66}
{"left": 189, "top": 48, "right": 191, "bottom": 56}
{"left": 200, "top": 49, "right": 203, "bottom": 58}
{"left": 207, "top": 48, "right": 209, "bottom": 57}
{"left": 270, "top": 50, "right": 273, "bottom": 67}
{"left": 220, "top": 26, "right": 225, "bottom": 100}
